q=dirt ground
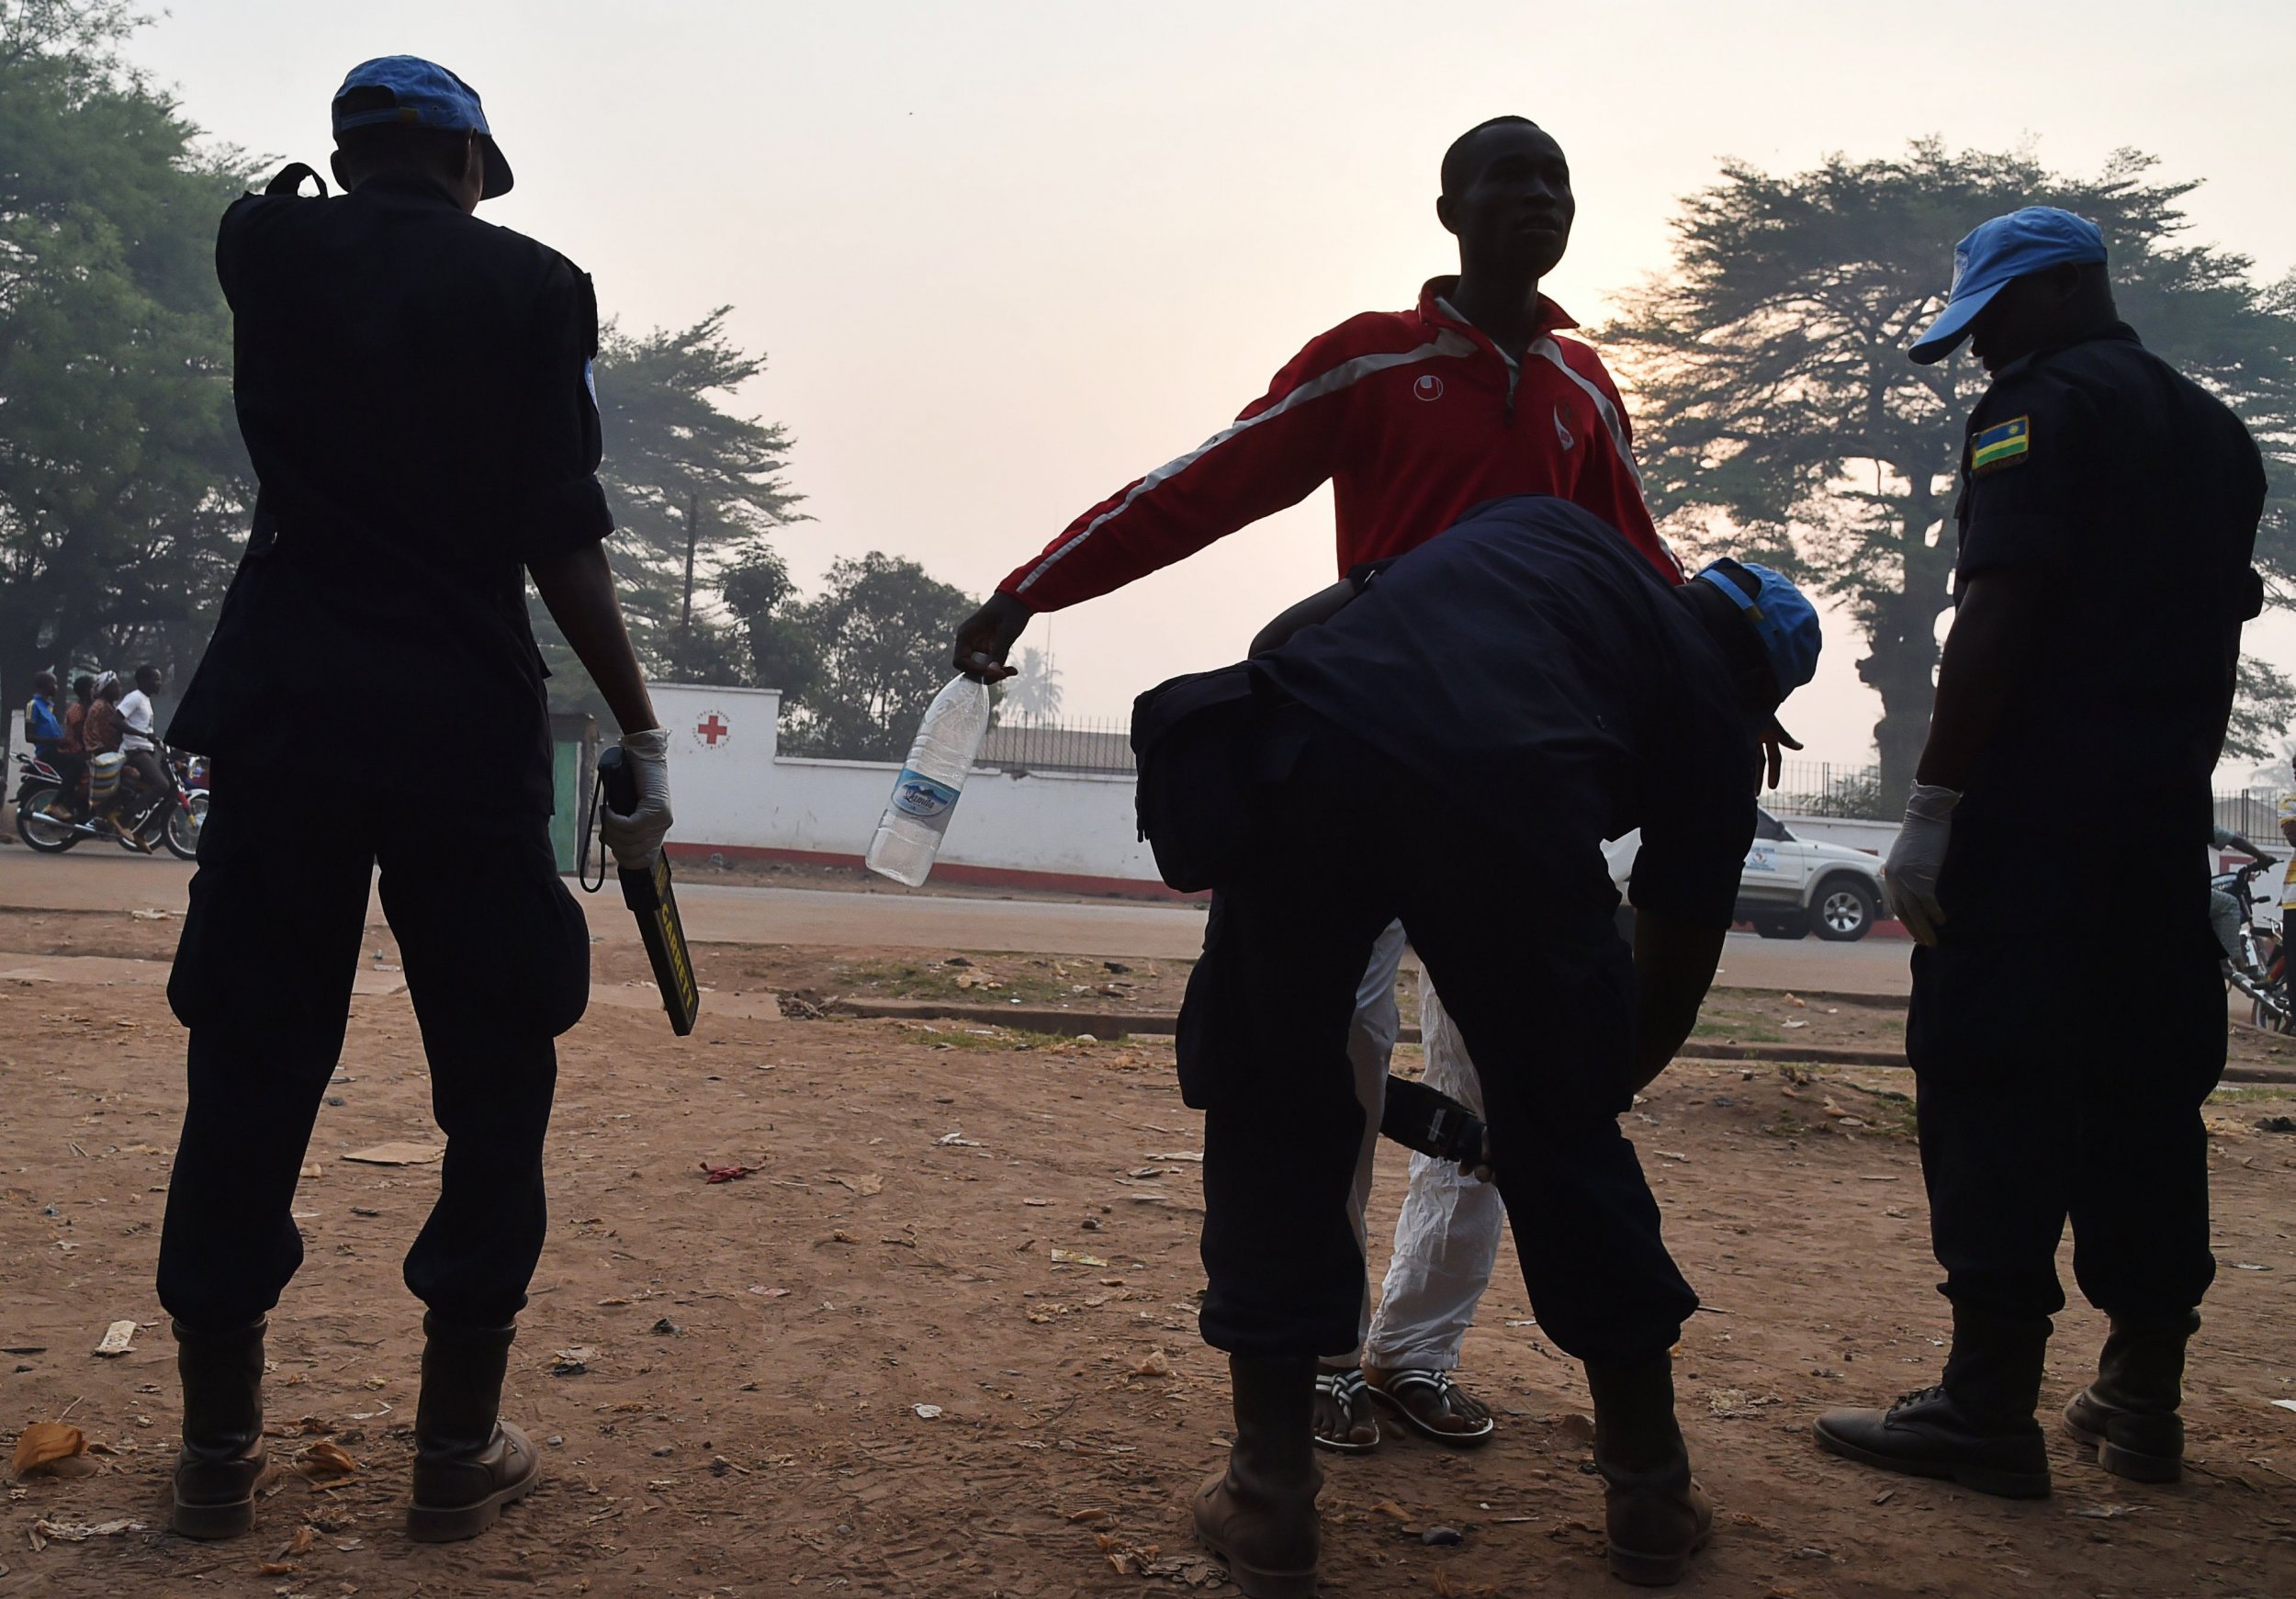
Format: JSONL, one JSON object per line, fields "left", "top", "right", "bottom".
{"left": 2, "top": 908, "right": 2294, "bottom": 1597}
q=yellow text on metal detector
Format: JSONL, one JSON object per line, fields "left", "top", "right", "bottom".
{"left": 588, "top": 747, "right": 701, "bottom": 1036}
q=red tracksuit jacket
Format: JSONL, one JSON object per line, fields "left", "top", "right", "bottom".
{"left": 1000, "top": 278, "right": 1679, "bottom": 610}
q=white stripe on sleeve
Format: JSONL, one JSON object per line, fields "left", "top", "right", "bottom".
{"left": 1527, "top": 337, "right": 1644, "bottom": 492}
{"left": 1012, "top": 331, "right": 1477, "bottom": 597}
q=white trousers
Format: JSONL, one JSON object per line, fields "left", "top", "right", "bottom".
{"left": 1329, "top": 921, "right": 1505, "bottom": 1370}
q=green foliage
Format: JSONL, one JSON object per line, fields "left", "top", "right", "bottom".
{"left": 1604, "top": 141, "right": 2296, "bottom": 807}
{"left": 764, "top": 552, "right": 981, "bottom": 761}
{"left": 0, "top": 1, "right": 254, "bottom": 701}
{"left": 720, "top": 547, "right": 820, "bottom": 704}
{"left": 2225, "top": 655, "right": 2296, "bottom": 766}
{"left": 593, "top": 309, "right": 804, "bottom": 676}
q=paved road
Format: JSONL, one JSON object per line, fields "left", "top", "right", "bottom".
{"left": 0, "top": 850, "right": 1913, "bottom": 996}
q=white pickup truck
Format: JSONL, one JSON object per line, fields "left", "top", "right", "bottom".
{"left": 1605, "top": 806, "right": 1888, "bottom": 942}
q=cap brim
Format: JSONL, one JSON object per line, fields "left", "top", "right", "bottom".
{"left": 478, "top": 133, "right": 513, "bottom": 199}
{"left": 1908, "top": 278, "right": 2005, "bottom": 365}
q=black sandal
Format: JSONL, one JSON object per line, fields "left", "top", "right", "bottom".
{"left": 1311, "top": 1367, "right": 1380, "bottom": 1453}
{"left": 1366, "top": 1368, "right": 1497, "bottom": 1446}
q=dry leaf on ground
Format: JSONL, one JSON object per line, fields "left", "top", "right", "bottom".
{"left": 13, "top": 1421, "right": 85, "bottom": 1475}
{"left": 299, "top": 1439, "right": 357, "bottom": 1475}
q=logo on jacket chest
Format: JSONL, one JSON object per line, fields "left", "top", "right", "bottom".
{"left": 1412, "top": 374, "right": 1445, "bottom": 402}
{"left": 1553, "top": 404, "right": 1575, "bottom": 450}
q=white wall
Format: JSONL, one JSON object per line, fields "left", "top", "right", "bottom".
{"left": 649, "top": 682, "right": 1162, "bottom": 884}
{"left": 610, "top": 694, "right": 2296, "bottom": 906}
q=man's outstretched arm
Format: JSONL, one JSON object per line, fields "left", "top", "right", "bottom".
{"left": 951, "top": 323, "right": 1378, "bottom": 678}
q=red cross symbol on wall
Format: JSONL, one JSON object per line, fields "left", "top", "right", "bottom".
{"left": 696, "top": 713, "right": 730, "bottom": 747}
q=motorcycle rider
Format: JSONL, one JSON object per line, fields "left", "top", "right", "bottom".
{"left": 24, "top": 672, "right": 81, "bottom": 814}
{"left": 116, "top": 664, "right": 169, "bottom": 849}
{"left": 57, "top": 675, "right": 96, "bottom": 815}
{"left": 2208, "top": 824, "right": 2274, "bottom": 967}
{"left": 82, "top": 673, "right": 129, "bottom": 836}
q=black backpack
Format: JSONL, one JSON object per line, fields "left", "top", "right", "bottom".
{"left": 1129, "top": 662, "right": 1307, "bottom": 892}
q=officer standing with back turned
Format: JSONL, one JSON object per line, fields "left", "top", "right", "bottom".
{"left": 1815, "top": 208, "right": 2266, "bottom": 1498}
{"left": 158, "top": 58, "right": 675, "bottom": 1543}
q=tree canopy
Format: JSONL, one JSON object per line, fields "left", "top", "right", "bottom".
{"left": 737, "top": 553, "right": 982, "bottom": 761}
{"left": 1604, "top": 141, "right": 2296, "bottom": 805}
{"left": 0, "top": 1, "right": 253, "bottom": 700}
{"left": 593, "top": 309, "right": 804, "bottom": 674}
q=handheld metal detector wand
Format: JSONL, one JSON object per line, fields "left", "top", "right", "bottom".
{"left": 591, "top": 746, "right": 700, "bottom": 1036}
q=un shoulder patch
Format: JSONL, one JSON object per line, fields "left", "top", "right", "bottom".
{"left": 1970, "top": 414, "right": 2031, "bottom": 476}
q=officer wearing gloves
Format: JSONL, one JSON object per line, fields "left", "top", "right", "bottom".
{"left": 158, "top": 58, "right": 671, "bottom": 1545}
{"left": 1154, "top": 493, "right": 1820, "bottom": 1593}
{"left": 1824, "top": 208, "right": 2265, "bottom": 1496}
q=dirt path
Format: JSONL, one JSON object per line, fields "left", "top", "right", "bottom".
{"left": 2, "top": 913, "right": 2293, "bottom": 1596}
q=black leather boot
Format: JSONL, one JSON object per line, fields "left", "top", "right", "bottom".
{"left": 2064, "top": 1311, "right": 2199, "bottom": 1483}
{"left": 1586, "top": 1354, "right": 1713, "bottom": 1586}
{"left": 172, "top": 1317, "right": 277, "bottom": 1539}
{"left": 1814, "top": 1303, "right": 2052, "bottom": 1498}
{"left": 1192, "top": 1354, "right": 1322, "bottom": 1599}
{"left": 407, "top": 1315, "right": 540, "bottom": 1542}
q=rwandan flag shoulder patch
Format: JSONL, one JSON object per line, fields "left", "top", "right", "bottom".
{"left": 1970, "top": 414, "right": 2032, "bottom": 476}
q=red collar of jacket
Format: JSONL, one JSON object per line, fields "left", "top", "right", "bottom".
{"left": 1415, "top": 277, "right": 1579, "bottom": 342}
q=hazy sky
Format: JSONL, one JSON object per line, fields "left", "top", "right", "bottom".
{"left": 139, "top": 2, "right": 2296, "bottom": 766}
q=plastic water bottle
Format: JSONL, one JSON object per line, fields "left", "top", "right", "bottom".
{"left": 867, "top": 676, "right": 993, "bottom": 885}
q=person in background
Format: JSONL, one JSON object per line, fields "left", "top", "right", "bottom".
{"left": 82, "top": 673, "right": 128, "bottom": 831}
{"left": 24, "top": 670, "right": 66, "bottom": 753}
{"left": 2274, "top": 753, "right": 2296, "bottom": 938}
{"left": 52, "top": 674, "right": 96, "bottom": 817}
{"left": 954, "top": 114, "right": 1695, "bottom": 1458}
{"left": 116, "top": 663, "right": 168, "bottom": 848}
{"left": 2207, "top": 824, "right": 2273, "bottom": 967}
{"left": 1818, "top": 207, "right": 2266, "bottom": 1497}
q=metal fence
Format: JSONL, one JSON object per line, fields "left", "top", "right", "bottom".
{"left": 2215, "top": 788, "right": 2288, "bottom": 844}
{"left": 977, "top": 715, "right": 1137, "bottom": 775}
{"left": 1772, "top": 760, "right": 1891, "bottom": 820}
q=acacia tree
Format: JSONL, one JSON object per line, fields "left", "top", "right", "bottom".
{"left": 591, "top": 309, "right": 804, "bottom": 676}
{"left": 1605, "top": 141, "right": 2296, "bottom": 806}
{"left": 0, "top": 1, "right": 252, "bottom": 701}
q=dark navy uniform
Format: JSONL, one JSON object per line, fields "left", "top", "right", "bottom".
{"left": 1177, "top": 495, "right": 1758, "bottom": 1366}
{"left": 1910, "top": 322, "right": 2266, "bottom": 1330}
{"left": 158, "top": 169, "right": 610, "bottom": 1331}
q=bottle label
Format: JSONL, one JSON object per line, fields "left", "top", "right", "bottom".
{"left": 891, "top": 769, "right": 961, "bottom": 820}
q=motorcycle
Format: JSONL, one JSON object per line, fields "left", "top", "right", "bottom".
{"left": 2214, "top": 856, "right": 2291, "bottom": 1033}
{"left": 12, "top": 746, "right": 207, "bottom": 861}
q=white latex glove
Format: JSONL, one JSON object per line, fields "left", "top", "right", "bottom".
{"left": 601, "top": 726, "right": 673, "bottom": 873}
{"left": 1885, "top": 783, "right": 1962, "bottom": 946}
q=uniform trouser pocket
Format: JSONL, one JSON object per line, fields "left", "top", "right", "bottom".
{"left": 160, "top": 787, "right": 377, "bottom": 1327}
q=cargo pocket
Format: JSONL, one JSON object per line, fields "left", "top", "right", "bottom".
{"left": 493, "top": 832, "right": 592, "bottom": 1038}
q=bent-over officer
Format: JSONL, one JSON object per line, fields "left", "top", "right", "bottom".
{"left": 1150, "top": 493, "right": 1819, "bottom": 1593}
{"left": 158, "top": 58, "right": 675, "bottom": 1544}
{"left": 1817, "top": 208, "right": 2267, "bottom": 1497}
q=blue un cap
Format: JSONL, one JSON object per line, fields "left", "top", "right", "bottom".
{"left": 1694, "top": 558, "right": 1821, "bottom": 704}
{"left": 332, "top": 56, "right": 513, "bottom": 199}
{"left": 1908, "top": 206, "right": 2106, "bottom": 365}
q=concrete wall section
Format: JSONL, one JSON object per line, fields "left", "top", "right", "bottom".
{"left": 646, "top": 682, "right": 1176, "bottom": 897}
